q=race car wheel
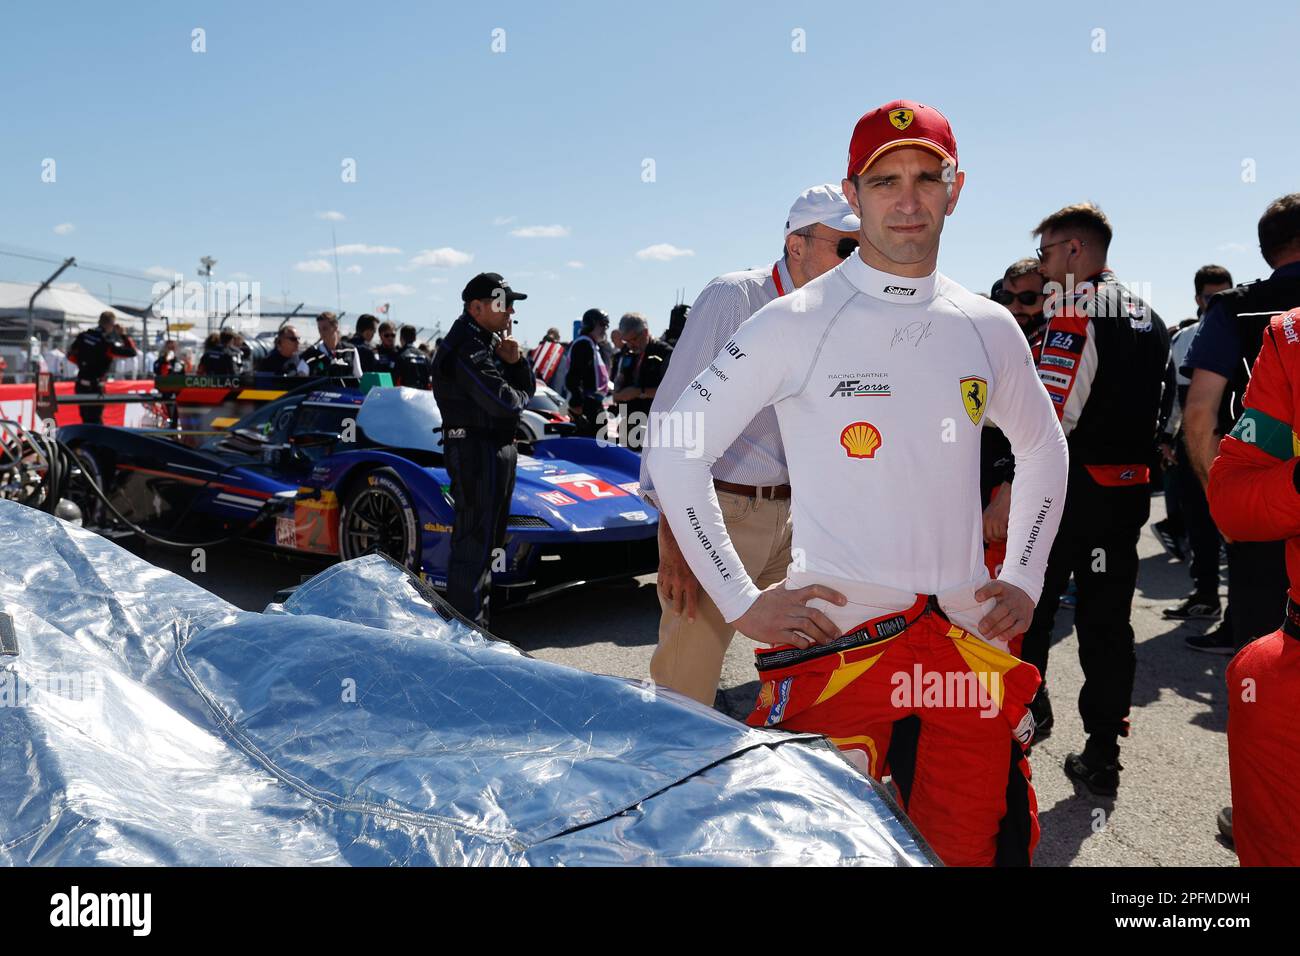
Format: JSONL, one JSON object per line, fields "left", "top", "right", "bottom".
{"left": 65, "top": 444, "right": 108, "bottom": 528}
{"left": 338, "top": 467, "right": 421, "bottom": 570}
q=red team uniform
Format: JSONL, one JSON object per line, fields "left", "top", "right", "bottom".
{"left": 1207, "top": 307, "right": 1300, "bottom": 867}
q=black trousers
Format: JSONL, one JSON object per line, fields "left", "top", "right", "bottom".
{"left": 444, "top": 437, "right": 517, "bottom": 628}
{"left": 75, "top": 379, "right": 104, "bottom": 425}
{"left": 1021, "top": 478, "right": 1149, "bottom": 744}
{"left": 1226, "top": 540, "right": 1288, "bottom": 650}
{"left": 1175, "top": 448, "right": 1223, "bottom": 598}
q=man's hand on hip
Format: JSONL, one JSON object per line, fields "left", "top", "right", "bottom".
{"left": 974, "top": 580, "right": 1034, "bottom": 642}
{"left": 733, "top": 581, "right": 847, "bottom": 649}
{"left": 656, "top": 520, "right": 701, "bottom": 622}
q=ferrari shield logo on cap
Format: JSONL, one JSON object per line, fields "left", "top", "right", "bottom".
{"left": 889, "top": 108, "right": 914, "bottom": 130}
{"left": 960, "top": 376, "right": 988, "bottom": 425}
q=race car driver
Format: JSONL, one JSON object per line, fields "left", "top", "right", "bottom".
{"left": 646, "top": 99, "right": 1068, "bottom": 866}
{"left": 431, "top": 272, "right": 535, "bottom": 627}
{"left": 1206, "top": 306, "right": 1300, "bottom": 866}
{"left": 1021, "top": 203, "right": 1171, "bottom": 796}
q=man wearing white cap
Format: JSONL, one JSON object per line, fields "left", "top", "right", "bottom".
{"left": 638, "top": 184, "right": 860, "bottom": 706}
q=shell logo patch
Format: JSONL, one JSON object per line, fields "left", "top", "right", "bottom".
{"left": 840, "top": 421, "right": 883, "bottom": 459}
{"left": 960, "top": 376, "right": 988, "bottom": 425}
{"left": 889, "top": 108, "right": 914, "bottom": 131}
{"left": 758, "top": 681, "right": 776, "bottom": 709}
{"left": 765, "top": 677, "right": 794, "bottom": 726}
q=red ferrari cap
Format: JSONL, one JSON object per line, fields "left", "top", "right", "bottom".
{"left": 846, "top": 99, "right": 958, "bottom": 179}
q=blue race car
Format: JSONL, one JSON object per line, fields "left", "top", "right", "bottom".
{"left": 59, "top": 381, "right": 658, "bottom": 603}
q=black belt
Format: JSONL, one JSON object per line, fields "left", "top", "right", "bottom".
{"left": 1284, "top": 597, "right": 1300, "bottom": 640}
{"left": 755, "top": 594, "right": 941, "bottom": 672}
{"left": 441, "top": 426, "right": 514, "bottom": 444}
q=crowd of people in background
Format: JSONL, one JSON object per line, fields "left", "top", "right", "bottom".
{"left": 32, "top": 308, "right": 447, "bottom": 387}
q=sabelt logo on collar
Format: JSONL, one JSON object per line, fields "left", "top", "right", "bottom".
{"left": 882, "top": 285, "right": 917, "bottom": 297}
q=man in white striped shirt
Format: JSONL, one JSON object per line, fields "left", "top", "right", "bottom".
{"left": 638, "top": 184, "right": 860, "bottom": 704}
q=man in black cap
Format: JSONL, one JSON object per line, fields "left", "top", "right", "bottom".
{"left": 565, "top": 307, "right": 611, "bottom": 437}
{"left": 431, "top": 272, "right": 536, "bottom": 626}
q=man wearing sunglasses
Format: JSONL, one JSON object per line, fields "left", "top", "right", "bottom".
{"left": 637, "top": 183, "right": 859, "bottom": 707}
{"left": 1024, "top": 202, "right": 1170, "bottom": 797}
{"left": 992, "top": 258, "right": 1048, "bottom": 353}
{"left": 374, "top": 321, "right": 400, "bottom": 377}
{"left": 256, "top": 325, "right": 309, "bottom": 376}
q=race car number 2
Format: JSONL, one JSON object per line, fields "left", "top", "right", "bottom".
{"left": 539, "top": 472, "right": 627, "bottom": 500}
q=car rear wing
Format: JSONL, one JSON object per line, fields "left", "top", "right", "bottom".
{"left": 145, "top": 372, "right": 393, "bottom": 441}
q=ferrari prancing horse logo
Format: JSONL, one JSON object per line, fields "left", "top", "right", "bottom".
{"left": 961, "top": 376, "right": 988, "bottom": 425}
{"left": 889, "top": 108, "right": 915, "bottom": 131}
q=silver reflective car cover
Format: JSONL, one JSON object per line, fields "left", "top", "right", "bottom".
{"left": 0, "top": 500, "right": 931, "bottom": 866}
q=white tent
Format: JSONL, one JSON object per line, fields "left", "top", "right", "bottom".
{"left": 0, "top": 282, "right": 143, "bottom": 382}
{"left": 0, "top": 280, "right": 132, "bottom": 337}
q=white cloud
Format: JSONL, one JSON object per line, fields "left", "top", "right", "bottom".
{"left": 1217, "top": 242, "right": 1250, "bottom": 254}
{"left": 144, "top": 265, "right": 177, "bottom": 279}
{"left": 314, "top": 243, "right": 402, "bottom": 256}
{"left": 511, "top": 224, "right": 570, "bottom": 238}
{"left": 566, "top": 260, "right": 585, "bottom": 269}
{"left": 53, "top": 222, "right": 75, "bottom": 235}
{"left": 294, "top": 259, "right": 334, "bottom": 273}
{"left": 428, "top": 277, "right": 448, "bottom": 284}
{"left": 635, "top": 243, "right": 694, "bottom": 262}
{"left": 408, "top": 247, "right": 474, "bottom": 268}
{"left": 344, "top": 265, "right": 363, "bottom": 275}
{"left": 317, "top": 210, "right": 346, "bottom": 221}
{"left": 492, "top": 216, "right": 517, "bottom": 226}
{"left": 369, "top": 283, "right": 415, "bottom": 296}
{"left": 229, "top": 271, "right": 252, "bottom": 280}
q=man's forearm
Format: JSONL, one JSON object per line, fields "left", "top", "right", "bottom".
{"left": 658, "top": 514, "right": 682, "bottom": 559}
{"left": 1183, "top": 403, "right": 1221, "bottom": 489}
{"left": 1184, "top": 370, "right": 1229, "bottom": 489}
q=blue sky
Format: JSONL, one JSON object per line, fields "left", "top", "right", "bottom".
{"left": 3, "top": 0, "right": 1297, "bottom": 344}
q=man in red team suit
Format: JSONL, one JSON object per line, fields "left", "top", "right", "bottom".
{"left": 1207, "top": 306, "right": 1300, "bottom": 866}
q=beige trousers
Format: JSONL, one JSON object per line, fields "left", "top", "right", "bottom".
{"left": 650, "top": 491, "right": 793, "bottom": 704}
